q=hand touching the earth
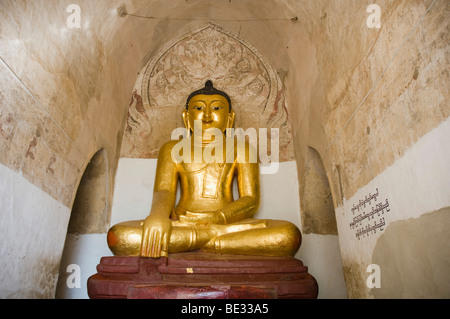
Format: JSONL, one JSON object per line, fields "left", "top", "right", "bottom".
{"left": 140, "top": 214, "right": 172, "bottom": 258}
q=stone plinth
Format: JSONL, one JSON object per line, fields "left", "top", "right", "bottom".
{"left": 87, "top": 252, "right": 318, "bottom": 299}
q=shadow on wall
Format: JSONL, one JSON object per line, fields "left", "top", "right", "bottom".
{"left": 371, "top": 207, "right": 450, "bottom": 299}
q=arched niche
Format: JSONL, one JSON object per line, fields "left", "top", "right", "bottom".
{"left": 67, "top": 148, "right": 109, "bottom": 234}
{"left": 301, "top": 146, "right": 337, "bottom": 235}
{"left": 55, "top": 149, "right": 109, "bottom": 298}
{"left": 120, "top": 23, "right": 295, "bottom": 162}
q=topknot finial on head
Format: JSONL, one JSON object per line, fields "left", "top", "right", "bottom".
{"left": 185, "top": 80, "right": 232, "bottom": 111}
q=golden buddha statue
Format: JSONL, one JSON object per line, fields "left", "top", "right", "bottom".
{"left": 107, "top": 81, "right": 301, "bottom": 258}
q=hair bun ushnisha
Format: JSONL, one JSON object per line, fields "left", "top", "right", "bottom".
{"left": 185, "top": 80, "right": 232, "bottom": 111}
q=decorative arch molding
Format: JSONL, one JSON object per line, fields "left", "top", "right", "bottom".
{"left": 120, "top": 23, "right": 294, "bottom": 161}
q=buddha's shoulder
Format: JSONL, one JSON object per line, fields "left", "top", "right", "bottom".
{"left": 160, "top": 139, "right": 181, "bottom": 150}
{"left": 157, "top": 139, "right": 183, "bottom": 157}
{"left": 233, "top": 139, "right": 258, "bottom": 163}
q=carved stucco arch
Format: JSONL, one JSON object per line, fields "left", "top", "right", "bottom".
{"left": 120, "top": 23, "right": 294, "bottom": 161}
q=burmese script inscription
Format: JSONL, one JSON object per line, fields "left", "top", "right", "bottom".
{"left": 350, "top": 188, "right": 390, "bottom": 240}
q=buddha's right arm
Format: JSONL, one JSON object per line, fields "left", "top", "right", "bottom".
{"left": 148, "top": 140, "right": 179, "bottom": 217}
{"left": 141, "top": 141, "right": 178, "bottom": 257}
{"left": 148, "top": 190, "right": 176, "bottom": 218}
{"left": 141, "top": 191, "right": 177, "bottom": 257}
{"left": 140, "top": 190, "right": 175, "bottom": 257}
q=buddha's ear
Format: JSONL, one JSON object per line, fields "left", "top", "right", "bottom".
{"left": 225, "top": 110, "right": 235, "bottom": 138}
{"left": 227, "top": 109, "right": 235, "bottom": 129}
{"left": 182, "top": 109, "right": 190, "bottom": 131}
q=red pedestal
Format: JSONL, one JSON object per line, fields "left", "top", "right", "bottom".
{"left": 87, "top": 252, "right": 318, "bottom": 299}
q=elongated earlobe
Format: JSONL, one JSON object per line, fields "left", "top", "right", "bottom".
{"left": 182, "top": 109, "right": 192, "bottom": 137}
{"left": 226, "top": 110, "right": 235, "bottom": 138}
{"left": 227, "top": 110, "right": 235, "bottom": 129}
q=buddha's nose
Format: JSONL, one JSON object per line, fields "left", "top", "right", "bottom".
{"left": 202, "top": 107, "right": 213, "bottom": 122}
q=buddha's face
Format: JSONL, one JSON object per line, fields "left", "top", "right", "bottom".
{"left": 186, "top": 94, "right": 232, "bottom": 133}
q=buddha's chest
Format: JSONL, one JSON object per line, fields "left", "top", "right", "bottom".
{"left": 178, "top": 162, "right": 235, "bottom": 199}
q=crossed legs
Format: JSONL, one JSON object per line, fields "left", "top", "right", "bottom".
{"left": 107, "top": 218, "right": 301, "bottom": 257}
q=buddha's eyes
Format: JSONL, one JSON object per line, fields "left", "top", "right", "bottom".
{"left": 192, "top": 105, "right": 223, "bottom": 111}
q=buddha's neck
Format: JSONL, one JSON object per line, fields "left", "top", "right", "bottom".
{"left": 192, "top": 133, "right": 226, "bottom": 147}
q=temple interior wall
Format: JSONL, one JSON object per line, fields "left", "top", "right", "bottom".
{"left": 0, "top": 0, "right": 448, "bottom": 298}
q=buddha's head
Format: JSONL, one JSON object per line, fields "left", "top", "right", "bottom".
{"left": 183, "top": 80, "right": 235, "bottom": 135}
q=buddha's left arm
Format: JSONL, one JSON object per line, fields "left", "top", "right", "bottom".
{"left": 220, "top": 143, "right": 260, "bottom": 224}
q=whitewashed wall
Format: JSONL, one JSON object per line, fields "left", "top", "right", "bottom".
{"left": 0, "top": 163, "right": 71, "bottom": 298}
{"left": 335, "top": 116, "right": 450, "bottom": 298}
{"left": 55, "top": 233, "right": 111, "bottom": 299}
